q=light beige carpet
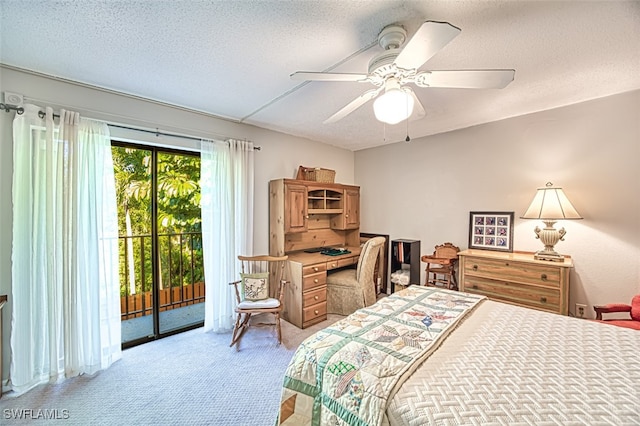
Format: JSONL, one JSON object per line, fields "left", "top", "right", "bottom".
{"left": 0, "top": 314, "right": 343, "bottom": 425}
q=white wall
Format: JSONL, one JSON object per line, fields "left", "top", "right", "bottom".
{"left": 0, "top": 66, "right": 354, "bottom": 386}
{"left": 356, "top": 89, "right": 640, "bottom": 317}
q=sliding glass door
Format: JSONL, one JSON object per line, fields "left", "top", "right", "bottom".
{"left": 112, "top": 143, "right": 204, "bottom": 347}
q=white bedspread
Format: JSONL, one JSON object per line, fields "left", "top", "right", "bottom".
{"left": 386, "top": 300, "right": 640, "bottom": 425}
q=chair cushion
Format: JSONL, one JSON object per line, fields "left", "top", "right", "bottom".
{"left": 326, "top": 269, "right": 358, "bottom": 288}
{"left": 240, "top": 272, "right": 269, "bottom": 301}
{"left": 237, "top": 297, "right": 280, "bottom": 310}
{"left": 631, "top": 294, "right": 640, "bottom": 322}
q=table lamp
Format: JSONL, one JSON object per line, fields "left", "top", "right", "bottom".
{"left": 521, "top": 182, "right": 582, "bottom": 262}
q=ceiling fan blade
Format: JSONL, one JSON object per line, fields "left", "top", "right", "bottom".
{"left": 414, "top": 70, "right": 515, "bottom": 89}
{"left": 324, "top": 87, "right": 383, "bottom": 124}
{"left": 408, "top": 89, "right": 426, "bottom": 120}
{"left": 394, "top": 21, "right": 461, "bottom": 70}
{"left": 291, "top": 71, "right": 369, "bottom": 82}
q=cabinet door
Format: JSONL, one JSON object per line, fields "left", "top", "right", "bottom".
{"left": 284, "top": 184, "right": 308, "bottom": 233}
{"left": 344, "top": 189, "right": 360, "bottom": 228}
{"left": 331, "top": 188, "right": 360, "bottom": 230}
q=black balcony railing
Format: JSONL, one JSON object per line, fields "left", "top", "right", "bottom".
{"left": 118, "top": 231, "right": 205, "bottom": 320}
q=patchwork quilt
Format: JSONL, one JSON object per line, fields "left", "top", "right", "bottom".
{"left": 278, "top": 286, "right": 485, "bottom": 426}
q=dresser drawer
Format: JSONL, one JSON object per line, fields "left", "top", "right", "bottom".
{"left": 465, "top": 276, "right": 561, "bottom": 312}
{"left": 303, "top": 271, "right": 326, "bottom": 291}
{"left": 464, "top": 257, "right": 560, "bottom": 288}
{"left": 303, "top": 301, "right": 327, "bottom": 323}
{"left": 303, "top": 287, "right": 326, "bottom": 307}
{"left": 303, "top": 262, "right": 326, "bottom": 275}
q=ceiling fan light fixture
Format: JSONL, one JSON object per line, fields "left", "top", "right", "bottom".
{"left": 373, "top": 87, "right": 414, "bottom": 125}
{"left": 292, "top": 21, "right": 514, "bottom": 126}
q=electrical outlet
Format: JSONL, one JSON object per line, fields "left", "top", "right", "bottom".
{"left": 575, "top": 303, "right": 587, "bottom": 319}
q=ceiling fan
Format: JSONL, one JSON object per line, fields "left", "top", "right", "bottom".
{"left": 291, "top": 21, "right": 515, "bottom": 125}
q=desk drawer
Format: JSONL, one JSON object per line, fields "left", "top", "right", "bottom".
{"left": 303, "top": 301, "right": 327, "bottom": 323}
{"left": 337, "top": 256, "right": 358, "bottom": 268}
{"left": 326, "top": 259, "right": 340, "bottom": 270}
{"left": 326, "top": 255, "right": 359, "bottom": 270}
{"left": 303, "top": 263, "right": 326, "bottom": 275}
{"left": 465, "top": 276, "right": 560, "bottom": 312}
{"left": 303, "top": 271, "right": 326, "bottom": 291}
{"left": 464, "top": 257, "right": 560, "bottom": 288}
{"left": 303, "top": 287, "right": 326, "bottom": 307}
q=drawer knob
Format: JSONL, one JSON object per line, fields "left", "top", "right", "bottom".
{"left": 332, "top": 263, "right": 336, "bottom": 268}
{"left": 540, "top": 297, "right": 547, "bottom": 303}
{"left": 472, "top": 265, "right": 478, "bottom": 271}
{"left": 541, "top": 274, "right": 547, "bottom": 281}
{"left": 314, "top": 310, "right": 319, "bottom": 315}
{"left": 314, "top": 295, "right": 319, "bottom": 300}
{"left": 314, "top": 279, "right": 318, "bottom": 283}
{"left": 472, "top": 285, "right": 478, "bottom": 289}
{"left": 313, "top": 267, "right": 318, "bottom": 272}
{"left": 345, "top": 214, "right": 349, "bottom": 218}
{"left": 505, "top": 262, "right": 509, "bottom": 266}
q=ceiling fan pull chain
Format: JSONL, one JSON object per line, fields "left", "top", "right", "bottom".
{"left": 405, "top": 95, "right": 411, "bottom": 142}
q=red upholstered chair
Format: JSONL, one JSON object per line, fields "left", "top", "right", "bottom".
{"left": 593, "top": 294, "right": 640, "bottom": 330}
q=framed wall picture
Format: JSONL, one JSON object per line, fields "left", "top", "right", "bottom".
{"left": 468, "top": 211, "right": 514, "bottom": 252}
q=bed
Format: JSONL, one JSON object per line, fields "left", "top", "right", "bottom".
{"left": 278, "top": 285, "right": 640, "bottom": 425}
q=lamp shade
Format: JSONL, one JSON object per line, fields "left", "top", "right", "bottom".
{"left": 373, "top": 84, "right": 414, "bottom": 125}
{"left": 521, "top": 182, "right": 582, "bottom": 220}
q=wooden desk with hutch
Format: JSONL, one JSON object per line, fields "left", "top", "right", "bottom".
{"left": 269, "top": 178, "right": 361, "bottom": 328}
{"left": 458, "top": 249, "right": 573, "bottom": 315}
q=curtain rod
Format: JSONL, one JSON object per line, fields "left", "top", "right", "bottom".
{"left": 105, "top": 124, "right": 260, "bottom": 150}
{"left": 0, "top": 103, "right": 24, "bottom": 115}
{"left": 1, "top": 102, "right": 260, "bottom": 151}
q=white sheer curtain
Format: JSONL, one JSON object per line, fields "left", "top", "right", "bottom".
{"left": 10, "top": 104, "right": 121, "bottom": 395}
{"left": 201, "top": 138, "right": 254, "bottom": 332}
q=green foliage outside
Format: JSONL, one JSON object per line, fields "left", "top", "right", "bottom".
{"left": 112, "top": 146, "right": 203, "bottom": 298}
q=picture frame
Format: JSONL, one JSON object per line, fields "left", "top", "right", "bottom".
{"left": 468, "top": 211, "right": 514, "bottom": 252}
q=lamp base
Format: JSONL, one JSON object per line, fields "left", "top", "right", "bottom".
{"left": 533, "top": 221, "right": 567, "bottom": 262}
{"left": 534, "top": 250, "right": 565, "bottom": 262}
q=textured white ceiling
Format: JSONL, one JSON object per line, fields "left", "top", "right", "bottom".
{"left": 1, "top": 1, "right": 639, "bottom": 151}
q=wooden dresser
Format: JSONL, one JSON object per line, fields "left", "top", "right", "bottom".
{"left": 458, "top": 249, "right": 573, "bottom": 315}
